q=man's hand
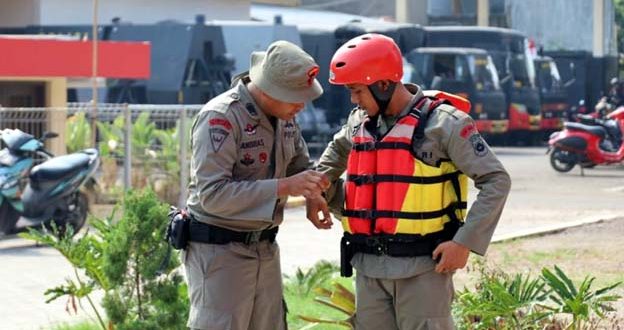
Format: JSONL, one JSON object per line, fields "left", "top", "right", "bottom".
{"left": 305, "top": 196, "right": 333, "bottom": 229}
{"left": 278, "top": 170, "right": 330, "bottom": 198}
{"left": 432, "top": 241, "right": 470, "bottom": 274}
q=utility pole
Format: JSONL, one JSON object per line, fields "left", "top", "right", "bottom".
{"left": 91, "top": 0, "right": 99, "bottom": 146}
{"left": 395, "top": 0, "right": 427, "bottom": 25}
{"left": 593, "top": 0, "right": 605, "bottom": 57}
{"left": 477, "top": 0, "right": 489, "bottom": 27}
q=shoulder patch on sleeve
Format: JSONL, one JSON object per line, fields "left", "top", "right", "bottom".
{"left": 469, "top": 133, "right": 489, "bottom": 157}
{"left": 209, "top": 118, "right": 233, "bottom": 130}
{"left": 209, "top": 126, "right": 230, "bottom": 152}
{"left": 460, "top": 123, "right": 478, "bottom": 139}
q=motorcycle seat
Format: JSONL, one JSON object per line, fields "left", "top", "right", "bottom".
{"left": 576, "top": 114, "right": 598, "bottom": 125}
{"left": 564, "top": 122, "right": 607, "bottom": 138}
{"left": 30, "top": 153, "right": 91, "bottom": 184}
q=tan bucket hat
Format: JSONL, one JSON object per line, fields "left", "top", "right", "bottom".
{"left": 249, "top": 40, "right": 323, "bottom": 103}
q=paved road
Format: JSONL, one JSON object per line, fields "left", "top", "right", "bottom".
{"left": 1, "top": 147, "right": 623, "bottom": 329}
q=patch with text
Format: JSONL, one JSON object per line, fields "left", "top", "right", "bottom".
{"left": 240, "top": 139, "right": 265, "bottom": 149}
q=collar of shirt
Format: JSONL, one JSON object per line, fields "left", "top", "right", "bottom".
{"left": 236, "top": 79, "right": 278, "bottom": 132}
{"left": 375, "top": 83, "right": 425, "bottom": 136}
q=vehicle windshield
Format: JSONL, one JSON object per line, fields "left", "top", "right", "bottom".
{"left": 407, "top": 52, "right": 500, "bottom": 91}
{"left": 467, "top": 54, "right": 501, "bottom": 91}
{"left": 536, "top": 60, "right": 563, "bottom": 93}
{"left": 508, "top": 38, "right": 536, "bottom": 89}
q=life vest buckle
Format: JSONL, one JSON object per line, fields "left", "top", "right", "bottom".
{"left": 353, "top": 174, "right": 375, "bottom": 186}
{"left": 361, "top": 142, "right": 376, "bottom": 151}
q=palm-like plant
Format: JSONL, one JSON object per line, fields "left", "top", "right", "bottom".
{"left": 454, "top": 268, "right": 550, "bottom": 330}
{"left": 96, "top": 115, "right": 124, "bottom": 158}
{"left": 284, "top": 260, "right": 340, "bottom": 296}
{"left": 66, "top": 112, "right": 92, "bottom": 153}
{"left": 298, "top": 282, "right": 355, "bottom": 329}
{"left": 541, "top": 266, "right": 622, "bottom": 329}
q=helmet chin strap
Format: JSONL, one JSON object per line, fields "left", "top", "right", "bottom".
{"left": 368, "top": 82, "right": 397, "bottom": 116}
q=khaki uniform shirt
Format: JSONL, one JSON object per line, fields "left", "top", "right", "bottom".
{"left": 318, "top": 84, "right": 511, "bottom": 279}
{"left": 186, "top": 79, "right": 311, "bottom": 231}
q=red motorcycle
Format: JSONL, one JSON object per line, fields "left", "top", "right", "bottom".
{"left": 548, "top": 107, "right": 624, "bottom": 172}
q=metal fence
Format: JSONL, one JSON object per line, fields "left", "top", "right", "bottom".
{"left": 0, "top": 103, "right": 203, "bottom": 207}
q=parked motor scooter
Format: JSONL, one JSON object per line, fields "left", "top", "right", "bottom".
{"left": 547, "top": 108, "right": 624, "bottom": 172}
{"left": 0, "top": 128, "right": 99, "bottom": 236}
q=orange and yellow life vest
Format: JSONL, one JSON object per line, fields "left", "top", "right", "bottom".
{"left": 342, "top": 94, "right": 469, "bottom": 236}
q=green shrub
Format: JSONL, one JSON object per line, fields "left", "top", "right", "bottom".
{"left": 21, "top": 189, "right": 189, "bottom": 330}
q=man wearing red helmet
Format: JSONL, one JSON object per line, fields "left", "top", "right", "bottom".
{"left": 307, "top": 33, "right": 511, "bottom": 329}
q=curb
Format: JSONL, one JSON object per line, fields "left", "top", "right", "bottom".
{"left": 491, "top": 214, "right": 620, "bottom": 243}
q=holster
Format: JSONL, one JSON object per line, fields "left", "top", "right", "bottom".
{"left": 166, "top": 206, "right": 190, "bottom": 250}
{"left": 340, "top": 236, "right": 354, "bottom": 277}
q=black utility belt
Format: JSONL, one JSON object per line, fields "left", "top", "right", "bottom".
{"left": 189, "top": 220, "right": 278, "bottom": 245}
{"left": 340, "top": 231, "right": 455, "bottom": 277}
{"left": 343, "top": 232, "right": 448, "bottom": 257}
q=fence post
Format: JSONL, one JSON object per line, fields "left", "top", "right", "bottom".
{"left": 123, "top": 103, "right": 132, "bottom": 190}
{"left": 178, "top": 107, "right": 189, "bottom": 208}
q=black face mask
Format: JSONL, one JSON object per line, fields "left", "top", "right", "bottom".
{"left": 368, "top": 81, "right": 397, "bottom": 116}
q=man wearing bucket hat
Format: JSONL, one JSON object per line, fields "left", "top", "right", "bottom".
{"left": 307, "top": 33, "right": 511, "bottom": 329}
{"left": 185, "top": 40, "right": 330, "bottom": 330}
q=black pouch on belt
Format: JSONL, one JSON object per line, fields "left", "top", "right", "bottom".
{"left": 340, "top": 236, "right": 354, "bottom": 277}
{"left": 166, "top": 206, "right": 190, "bottom": 250}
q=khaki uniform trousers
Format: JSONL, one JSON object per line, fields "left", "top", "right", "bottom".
{"left": 184, "top": 240, "right": 287, "bottom": 330}
{"left": 354, "top": 270, "right": 454, "bottom": 330}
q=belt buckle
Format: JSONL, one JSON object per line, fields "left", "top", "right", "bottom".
{"left": 244, "top": 230, "right": 263, "bottom": 245}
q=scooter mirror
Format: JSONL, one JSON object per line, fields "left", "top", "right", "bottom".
{"left": 41, "top": 131, "right": 59, "bottom": 141}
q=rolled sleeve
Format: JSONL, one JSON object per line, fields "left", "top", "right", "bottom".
{"left": 317, "top": 122, "right": 353, "bottom": 217}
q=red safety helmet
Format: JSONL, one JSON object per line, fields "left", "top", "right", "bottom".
{"left": 329, "top": 33, "right": 403, "bottom": 85}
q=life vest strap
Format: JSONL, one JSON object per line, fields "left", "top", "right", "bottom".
{"left": 343, "top": 201, "right": 467, "bottom": 220}
{"left": 347, "top": 171, "right": 461, "bottom": 186}
{"left": 352, "top": 141, "right": 412, "bottom": 152}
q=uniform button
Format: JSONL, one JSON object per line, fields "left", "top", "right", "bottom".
{"left": 230, "top": 92, "right": 239, "bottom": 100}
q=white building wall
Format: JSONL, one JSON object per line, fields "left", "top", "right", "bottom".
{"left": 509, "top": 0, "right": 616, "bottom": 55}
{"left": 1, "top": 0, "right": 250, "bottom": 26}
